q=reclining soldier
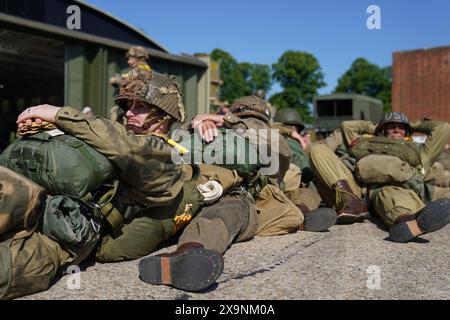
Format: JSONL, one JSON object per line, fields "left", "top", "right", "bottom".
{"left": 313, "top": 120, "right": 450, "bottom": 222}
{"left": 270, "top": 108, "right": 337, "bottom": 231}
{"left": 309, "top": 111, "right": 450, "bottom": 242}
{"left": 188, "top": 95, "right": 336, "bottom": 235}
{"left": 16, "top": 71, "right": 259, "bottom": 292}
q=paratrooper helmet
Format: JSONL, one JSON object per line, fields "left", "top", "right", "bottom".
{"left": 229, "top": 95, "right": 271, "bottom": 123}
{"left": 115, "top": 70, "right": 186, "bottom": 125}
{"left": 126, "top": 46, "right": 149, "bottom": 60}
{"left": 274, "top": 108, "right": 305, "bottom": 132}
{"left": 374, "top": 111, "right": 412, "bottom": 136}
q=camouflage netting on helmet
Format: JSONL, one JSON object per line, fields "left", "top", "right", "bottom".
{"left": 229, "top": 95, "right": 271, "bottom": 123}
{"left": 115, "top": 70, "right": 186, "bottom": 123}
{"left": 126, "top": 46, "right": 149, "bottom": 60}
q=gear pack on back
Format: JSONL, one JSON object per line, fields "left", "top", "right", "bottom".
{"left": 349, "top": 136, "right": 422, "bottom": 168}
{"left": 350, "top": 112, "right": 421, "bottom": 168}
{"left": 0, "top": 128, "right": 115, "bottom": 198}
{"left": 180, "top": 127, "right": 262, "bottom": 179}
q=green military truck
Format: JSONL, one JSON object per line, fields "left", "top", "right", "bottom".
{"left": 314, "top": 93, "right": 383, "bottom": 138}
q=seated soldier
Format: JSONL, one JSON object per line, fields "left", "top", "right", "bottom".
{"left": 309, "top": 111, "right": 450, "bottom": 242}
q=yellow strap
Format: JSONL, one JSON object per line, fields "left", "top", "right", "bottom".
{"left": 137, "top": 64, "right": 151, "bottom": 72}
{"left": 172, "top": 204, "right": 193, "bottom": 234}
{"left": 361, "top": 133, "right": 413, "bottom": 142}
{"left": 121, "top": 64, "right": 150, "bottom": 78}
{"left": 152, "top": 132, "right": 189, "bottom": 155}
{"left": 167, "top": 138, "right": 189, "bottom": 155}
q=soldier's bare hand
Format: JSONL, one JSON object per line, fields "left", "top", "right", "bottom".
{"left": 110, "top": 75, "right": 120, "bottom": 85}
{"left": 201, "top": 120, "right": 219, "bottom": 143}
{"left": 292, "top": 130, "right": 311, "bottom": 151}
{"left": 17, "top": 118, "right": 43, "bottom": 129}
{"left": 17, "top": 104, "right": 60, "bottom": 126}
{"left": 191, "top": 114, "right": 225, "bottom": 129}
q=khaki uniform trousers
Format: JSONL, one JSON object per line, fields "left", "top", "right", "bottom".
{"left": 95, "top": 166, "right": 248, "bottom": 262}
{"left": 96, "top": 194, "right": 258, "bottom": 262}
{"left": 309, "top": 144, "right": 363, "bottom": 208}
{"left": 283, "top": 163, "right": 322, "bottom": 211}
{"left": 179, "top": 194, "right": 258, "bottom": 254}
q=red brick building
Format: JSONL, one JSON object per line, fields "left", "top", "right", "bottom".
{"left": 392, "top": 46, "right": 450, "bottom": 122}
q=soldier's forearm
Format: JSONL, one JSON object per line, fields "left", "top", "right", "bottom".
{"left": 56, "top": 107, "right": 129, "bottom": 158}
{"left": 319, "top": 129, "right": 343, "bottom": 152}
{"left": 55, "top": 107, "right": 173, "bottom": 166}
{"left": 341, "top": 120, "right": 376, "bottom": 147}
{"left": 413, "top": 120, "right": 450, "bottom": 165}
{"left": 411, "top": 120, "right": 450, "bottom": 135}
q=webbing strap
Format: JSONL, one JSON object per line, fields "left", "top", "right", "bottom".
{"left": 95, "top": 180, "right": 123, "bottom": 235}
{"left": 99, "top": 202, "right": 124, "bottom": 236}
{"left": 97, "top": 180, "right": 119, "bottom": 207}
{"left": 81, "top": 181, "right": 124, "bottom": 236}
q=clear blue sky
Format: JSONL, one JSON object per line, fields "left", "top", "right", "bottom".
{"left": 85, "top": 0, "right": 450, "bottom": 95}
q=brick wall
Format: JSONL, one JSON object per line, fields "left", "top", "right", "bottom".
{"left": 392, "top": 46, "right": 450, "bottom": 122}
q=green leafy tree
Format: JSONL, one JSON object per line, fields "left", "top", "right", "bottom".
{"left": 270, "top": 51, "right": 326, "bottom": 123}
{"left": 211, "top": 49, "right": 272, "bottom": 102}
{"left": 334, "top": 58, "right": 392, "bottom": 112}
{"left": 238, "top": 63, "right": 272, "bottom": 96}
{"left": 237, "top": 62, "right": 253, "bottom": 96}
{"left": 249, "top": 64, "right": 272, "bottom": 95}
{"left": 211, "top": 48, "right": 245, "bottom": 103}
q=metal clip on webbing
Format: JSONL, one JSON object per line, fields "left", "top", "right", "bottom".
{"left": 89, "top": 180, "right": 124, "bottom": 236}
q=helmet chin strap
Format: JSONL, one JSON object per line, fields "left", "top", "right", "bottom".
{"left": 131, "top": 114, "right": 171, "bottom": 135}
{"left": 125, "top": 124, "right": 146, "bottom": 135}
{"left": 147, "top": 115, "right": 171, "bottom": 134}
{"left": 125, "top": 102, "right": 172, "bottom": 135}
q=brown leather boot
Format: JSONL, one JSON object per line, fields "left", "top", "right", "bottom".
{"left": 138, "top": 242, "right": 224, "bottom": 292}
{"left": 333, "top": 180, "right": 368, "bottom": 224}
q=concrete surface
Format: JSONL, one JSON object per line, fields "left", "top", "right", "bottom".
{"left": 21, "top": 218, "right": 450, "bottom": 300}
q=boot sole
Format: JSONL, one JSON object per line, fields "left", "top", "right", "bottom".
{"left": 336, "top": 212, "right": 367, "bottom": 225}
{"left": 303, "top": 208, "right": 337, "bottom": 232}
{"left": 138, "top": 248, "right": 224, "bottom": 292}
{"left": 389, "top": 198, "right": 450, "bottom": 243}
